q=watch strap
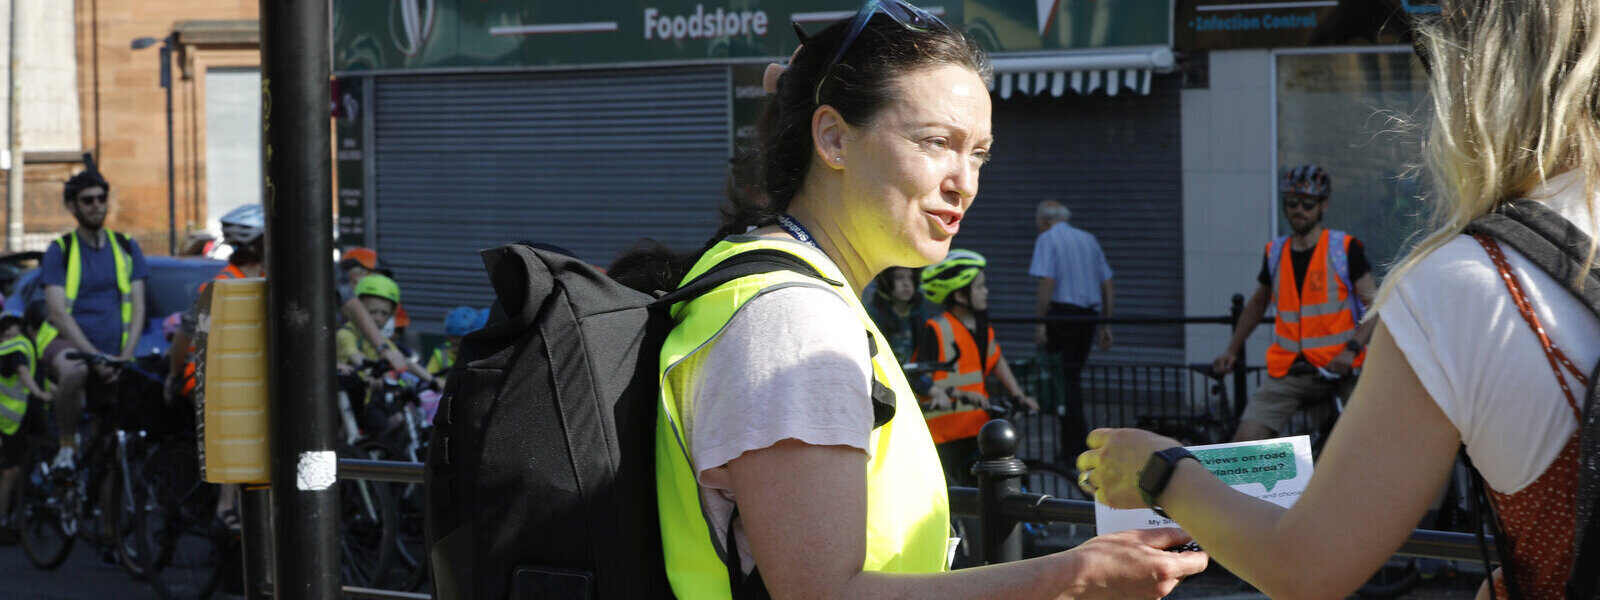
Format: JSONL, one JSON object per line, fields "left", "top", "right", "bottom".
{"left": 1138, "top": 447, "right": 1198, "bottom": 515}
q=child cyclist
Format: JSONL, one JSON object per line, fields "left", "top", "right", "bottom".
{"left": 912, "top": 250, "right": 1036, "bottom": 482}
{"left": 0, "top": 303, "right": 52, "bottom": 539}
{"left": 335, "top": 274, "right": 431, "bottom": 382}
{"left": 426, "top": 306, "right": 478, "bottom": 380}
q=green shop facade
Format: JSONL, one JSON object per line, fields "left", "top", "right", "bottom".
{"left": 333, "top": 0, "right": 1186, "bottom": 360}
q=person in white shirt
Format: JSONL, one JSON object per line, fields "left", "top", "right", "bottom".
{"left": 1030, "top": 199, "right": 1113, "bottom": 459}
{"left": 1077, "top": 1, "right": 1600, "bottom": 597}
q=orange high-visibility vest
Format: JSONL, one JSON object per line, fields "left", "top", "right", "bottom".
{"left": 919, "top": 311, "right": 1000, "bottom": 444}
{"left": 197, "top": 263, "right": 251, "bottom": 295}
{"left": 1266, "top": 229, "right": 1366, "bottom": 378}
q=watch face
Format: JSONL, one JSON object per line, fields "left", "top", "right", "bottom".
{"left": 1138, "top": 452, "right": 1170, "bottom": 496}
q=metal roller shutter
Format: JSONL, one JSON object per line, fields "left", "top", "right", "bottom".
{"left": 958, "top": 75, "right": 1183, "bottom": 362}
{"left": 371, "top": 67, "right": 730, "bottom": 335}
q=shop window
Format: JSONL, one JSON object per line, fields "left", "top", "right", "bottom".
{"left": 205, "top": 67, "right": 263, "bottom": 233}
{"left": 1275, "top": 51, "right": 1429, "bottom": 278}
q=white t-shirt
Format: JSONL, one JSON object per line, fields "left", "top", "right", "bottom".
{"left": 1383, "top": 170, "right": 1600, "bottom": 494}
{"left": 669, "top": 284, "right": 875, "bottom": 572}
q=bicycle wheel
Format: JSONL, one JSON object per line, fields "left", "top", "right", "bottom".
{"left": 144, "top": 440, "right": 224, "bottom": 600}
{"left": 341, "top": 441, "right": 399, "bottom": 589}
{"left": 18, "top": 446, "right": 74, "bottom": 570}
{"left": 109, "top": 447, "right": 149, "bottom": 580}
{"left": 351, "top": 438, "right": 421, "bottom": 590}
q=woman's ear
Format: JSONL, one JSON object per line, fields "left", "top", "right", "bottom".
{"left": 811, "top": 105, "right": 847, "bottom": 170}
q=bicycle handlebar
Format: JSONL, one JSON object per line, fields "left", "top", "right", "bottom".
{"left": 63, "top": 351, "right": 162, "bottom": 384}
{"left": 900, "top": 359, "right": 957, "bottom": 377}
{"left": 351, "top": 359, "right": 440, "bottom": 393}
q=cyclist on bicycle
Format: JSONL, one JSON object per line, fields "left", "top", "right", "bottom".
{"left": 912, "top": 250, "right": 1037, "bottom": 481}
{"left": 0, "top": 304, "right": 51, "bottom": 540}
{"left": 39, "top": 165, "right": 149, "bottom": 474}
{"left": 337, "top": 247, "right": 416, "bottom": 374}
{"left": 1212, "top": 165, "right": 1378, "bottom": 442}
{"left": 169, "top": 203, "right": 268, "bottom": 531}
{"left": 168, "top": 203, "right": 266, "bottom": 404}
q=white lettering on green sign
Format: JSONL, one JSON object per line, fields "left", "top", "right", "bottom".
{"left": 644, "top": 5, "right": 770, "bottom": 41}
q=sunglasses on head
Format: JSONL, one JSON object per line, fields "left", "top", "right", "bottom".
{"left": 77, "top": 193, "right": 107, "bottom": 205}
{"left": 813, "top": 0, "right": 945, "bottom": 106}
{"left": 1282, "top": 197, "right": 1322, "bottom": 210}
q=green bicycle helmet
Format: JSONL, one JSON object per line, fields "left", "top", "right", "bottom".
{"left": 354, "top": 274, "right": 401, "bottom": 305}
{"left": 920, "top": 249, "right": 986, "bottom": 305}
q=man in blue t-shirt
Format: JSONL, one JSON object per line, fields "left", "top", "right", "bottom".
{"left": 37, "top": 166, "right": 148, "bottom": 471}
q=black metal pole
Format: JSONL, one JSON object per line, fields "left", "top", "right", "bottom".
{"left": 161, "top": 38, "right": 176, "bottom": 255}
{"left": 241, "top": 486, "right": 273, "bottom": 599}
{"left": 261, "top": 0, "right": 340, "bottom": 597}
{"left": 971, "top": 420, "right": 1025, "bottom": 565}
{"left": 1230, "top": 293, "right": 1248, "bottom": 420}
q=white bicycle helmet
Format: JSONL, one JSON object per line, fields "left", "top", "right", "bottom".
{"left": 220, "top": 204, "right": 265, "bottom": 247}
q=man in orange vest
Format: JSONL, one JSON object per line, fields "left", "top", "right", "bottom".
{"left": 912, "top": 250, "right": 1037, "bottom": 482}
{"left": 1213, "top": 165, "right": 1377, "bottom": 442}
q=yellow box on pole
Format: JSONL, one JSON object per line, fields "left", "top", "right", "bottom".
{"left": 200, "top": 277, "right": 270, "bottom": 484}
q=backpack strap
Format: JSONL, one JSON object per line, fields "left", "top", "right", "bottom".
{"left": 658, "top": 249, "right": 897, "bottom": 429}
{"left": 1266, "top": 235, "right": 1289, "bottom": 281}
{"left": 652, "top": 248, "right": 841, "bottom": 307}
{"left": 1325, "top": 230, "right": 1364, "bottom": 323}
{"left": 1464, "top": 200, "right": 1600, "bottom": 598}
{"left": 663, "top": 249, "right": 899, "bottom": 598}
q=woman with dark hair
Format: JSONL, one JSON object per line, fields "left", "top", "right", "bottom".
{"left": 1079, "top": 1, "right": 1600, "bottom": 597}
{"left": 614, "top": 2, "right": 1207, "bottom": 598}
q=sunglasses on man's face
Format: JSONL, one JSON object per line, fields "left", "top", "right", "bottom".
{"left": 77, "top": 193, "right": 107, "bottom": 205}
{"left": 813, "top": 0, "right": 945, "bottom": 106}
{"left": 1282, "top": 197, "right": 1322, "bottom": 211}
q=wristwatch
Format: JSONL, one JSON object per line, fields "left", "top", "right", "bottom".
{"left": 1137, "top": 447, "right": 1199, "bottom": 518}
{"left": 1345, "top": 339, "right": 1364, "bottom": 353}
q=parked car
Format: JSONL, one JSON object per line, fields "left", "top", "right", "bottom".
{"left": 0, "top": 251, "right": 42, "bottom": 300}
{"left": 5, "top": 256, "right": 227, "bottom": 358}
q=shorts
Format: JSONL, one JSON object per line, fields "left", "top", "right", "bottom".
{"left": 39, "top": 338, "right": 73, "bottom": 380}
{"left": 40, "top": 339, "right": 119, "bottom": 411}
{"left": 1239, "top": 372, "right": 1357, "bottom": 436}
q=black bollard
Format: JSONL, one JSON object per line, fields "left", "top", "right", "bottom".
{"left": 971, "top": 419, "right": 1026, "bottom": 564}
{"left": 241, "top": 486, "right": 273, "bottom": 599}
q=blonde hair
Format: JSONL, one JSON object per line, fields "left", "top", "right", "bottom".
{"left": 1377, "top": 0, "right": 1600, "bottom": 310}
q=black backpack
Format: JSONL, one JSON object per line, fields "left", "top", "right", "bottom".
{"left": 1461, "top": 201, "right": 1600, "bottom": 599}
{"left": 424, "top": 242, "right": 826, "bottom": 600}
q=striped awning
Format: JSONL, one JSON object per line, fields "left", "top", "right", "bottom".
{"left": 989, "top": 46, "right": 1177, "bottom": 99}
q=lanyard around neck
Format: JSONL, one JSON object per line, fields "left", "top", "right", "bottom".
{"left": 776, "top": 214, "right": 821, "bottom": 252}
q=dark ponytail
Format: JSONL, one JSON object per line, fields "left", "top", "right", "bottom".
{"left": 610, "top": 10, "right": 991, "bottom": 293}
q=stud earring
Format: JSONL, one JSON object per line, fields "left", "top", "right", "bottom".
{"left": 833, "top": 156, "right": 842, "bottom": 163}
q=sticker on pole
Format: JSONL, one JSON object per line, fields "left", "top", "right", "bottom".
{"left": 1095, "top": 435, "right": 1314, "bottom": 535}
{"left": 296, "top": 451, "right": 338, "bottom": 491}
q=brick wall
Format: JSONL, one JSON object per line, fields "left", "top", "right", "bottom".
{"left": 59, "top": 0, "right": 260, "bottom": 254}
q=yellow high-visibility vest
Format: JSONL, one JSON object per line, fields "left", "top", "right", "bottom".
{"left": 656, "top": 236, "right": 950, "bottom": 598}
{"left": 36, "top": 230, "right": 135, "bottom": 358}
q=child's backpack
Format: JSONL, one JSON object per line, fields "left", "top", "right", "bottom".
{"left": 1462, "top": 200, "right": 1600, "bottom": 598}
{"left": 424, "top": 242, "right": 824, "bottom": 600}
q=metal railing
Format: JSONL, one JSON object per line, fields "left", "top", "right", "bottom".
{"left": 273, "top": 295, "right": 1485, "bottom": 597}
{"left": 947, "top": 419, "right": 1496, "bottom": 565}
{"left": 323, "top": 428, "right": 1494, "bottom": 600}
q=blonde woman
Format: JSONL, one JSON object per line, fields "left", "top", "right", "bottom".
{"left": 1077, "top": 1, "right": 1600, "bottom": 598}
